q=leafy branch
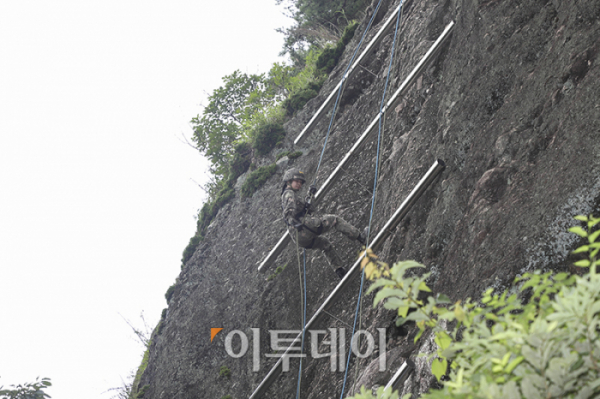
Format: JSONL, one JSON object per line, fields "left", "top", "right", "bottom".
{"left": 348, "top": 214, "right": 600, "bottom": 399}
{"left": 0, "top": 378, "right": 51, "bottom": 399}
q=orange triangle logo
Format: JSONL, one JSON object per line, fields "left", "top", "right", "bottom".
{"left": 211, "top": 328, "right": 224, "bottom": 342}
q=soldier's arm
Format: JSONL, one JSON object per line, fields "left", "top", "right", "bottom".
{"left": 282, "top": 192, "right": 299, "bottom": 225}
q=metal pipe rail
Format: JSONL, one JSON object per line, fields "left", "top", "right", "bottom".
{"left": 294, "top": 0, "right": 411, "bottom": 146}
{"left": 249, "top": 159, "right": 446, "bottom": 399}
{"left": 258, "top": 21, "right": 454, "bottom": 272}
{"left": 384, "top": 359, "right": 415, "bottom": 391}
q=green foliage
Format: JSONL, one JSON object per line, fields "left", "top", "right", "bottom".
{"left": 220, "top": 395, "right": 232, "bottom": 399}
{"left": 184, "top": 8, "right": 360, "bottom": 267}
{"left": 196, "top": 201, "right": 216, "bottom": 235}
{"left": 277, "top": 21, "right": 357, "bottom": 117}
{"left": 276, "top": 47, "right": 327, "bottom": 116}
{"left": 288, "top": 151, "right": 303, "bottom": 160}
{"left": 133, "top": 385, "right": 148, "bottom": 399}
{"left": 276, "top": 151, "right": 303, "bottom": 161}
{"left": 315, "top": 21, "right": 358, "bottom": 73}
{"left": 250, "top": 107, "right": 286, "bottom": 156}
{"left": 229, "top": 142, "right": 252, "bottom": 180}
{"left": 191, "top": 70, "right": 267, "bottom": 177}
{"left": 111, "top": 312, "right": 155, "bottom": 399}
{"left": 276, "top": 0, "right": 369, "bottom": 61}
{"left": 181, "top": 234, "right": 201, "bottom": 265}
{"left": 219, "top": 366, "right": 231, "bottom": 379}
{"left": 240, "top": 164, "right": 277, "bottom": 199}
{"left": 181, "top": 172, "right": 240, "bottom": 265}
{"left": 276, "top": 48, "right": 325, "bottom": 94}
{"left": 130, "top": 348, "right": 150, "bottom": 399}
{"left": 214, "top": 188, "right": 235, "bottom": 210}
{"left": 107, "top": 374, "right": 134, "bottom": 399}
{"left": 164, "top": 284, "right": 175, "bottom": 303}
{"left": 267, "top": 264, "right": 288, "bottom": 281}
{"left": 282, "top": 79, "right": 324, "bottom": 116}
{"left": 129, "top": 309, "right": 171, "bottom": 399}
{"left": 316, "top": 45, "right": 343, "bottom": 73}
{"left": 252, "top": 122, "right": 285, "bottom": 155}
{"left": 0, "top": 378, "right": 51, "bottom": 399}
{"left": 156, "top": 309, "right": 167, "bottom": 336}
{"left": 341, "top": 20, "right": 360, "bottom": 45}
{"left": 348, "top": 214, "right": 600, "bottom": 399}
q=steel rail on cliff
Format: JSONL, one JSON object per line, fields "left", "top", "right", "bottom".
{"left": 257, "top": 21, "right": 454, "bottom": 273}
{"left": 385, "top": 359, "right": 415, "bottom": 391}
{"left": 249, "top": 159, "right": 446, "bottom": 399}
{"left": 293, "top": 0, "right": 412, "bottom": 147}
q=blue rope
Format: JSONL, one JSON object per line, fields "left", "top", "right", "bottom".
{"left": 296, "top": 249, "right": 307, "bottom": 399}
{"left": 312, "top": 0, "right": 386, "bottom": 186}
{"left": 339, "top": 1, "right": 404, "bottom": 397}
{"left": 339, "top": 262, "right": 366, "bottom": 396}
{"left": 297, "top": 1, "right": 387, "bottom": 394}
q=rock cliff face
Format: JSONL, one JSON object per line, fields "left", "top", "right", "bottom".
{"left": 138, "top": 0, "right": 600, "bottom": 398}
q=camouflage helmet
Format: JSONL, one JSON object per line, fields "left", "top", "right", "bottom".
{"left": 283, "top": 168, "right": 306, "bottom": 183}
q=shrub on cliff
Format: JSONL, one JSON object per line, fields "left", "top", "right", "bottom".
{"left": 277, "top": 0, "right": 368, "bottom": 62}
{"left": 229, "top": 141, "right": 252, "bottom": 180}
{"left": 240, "top": 164, "right": 277, "bottom": 199}
{"left": 250, "top": 108, "right": 286, "bottom": 156}
{"left": 276, "top": 150, "right": 303, "bottom": 161}
{"left": 181, "top": 141, "right": 251, "bottom": 265}
{"left": 282, "top": 79, "right": 324, "bottom": 117}
{"left": 349, "top": 214, "right": 600, "bottom": 399}
{"left": 316, "top": 21, "right": 359, "bottom": 73}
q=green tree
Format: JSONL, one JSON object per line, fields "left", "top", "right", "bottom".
{"left": 0, "top": 378, "right": 51, "bottom": 399}
{"left": 276, "top": 0, "right": 369, "bottom": 60}
{"left": 348, "top": 214, "right": 600, "bottom": 399}
{"left": 191, "top": 70, "right": 269, "bottom": 177}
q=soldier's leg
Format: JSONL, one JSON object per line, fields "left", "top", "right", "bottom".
{"left": 297, "top": 228, "right": 316, "bottom": 248}
{"left": 310, "top": 236, "right": 343, "bottom": 269}
{"left": 320, "top": 215, "right": 361, "bottom": 240}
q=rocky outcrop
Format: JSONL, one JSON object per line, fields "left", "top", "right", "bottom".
{"left": 137, "top": 0, "right": 600, "bottom": 398}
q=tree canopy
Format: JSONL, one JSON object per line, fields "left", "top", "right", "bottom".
{"left": 191, "top": 70, "right": 269, "bottom": 176}
{"left": 276, "top": 0, "right": 369, "bottom": 60}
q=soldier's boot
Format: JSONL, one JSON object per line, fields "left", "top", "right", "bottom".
{"left": 357, "top": 226, "right": 369, "bottom": 245}
{"left": 313, "top": 236, "right": 346, "bottom": 279}
{"left": 335, "top": 267, "right": 347, "bottom": 279}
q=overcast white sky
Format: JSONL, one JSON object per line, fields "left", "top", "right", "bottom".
{"left": 0, "top": 1, "right": 291, "bottom": 397}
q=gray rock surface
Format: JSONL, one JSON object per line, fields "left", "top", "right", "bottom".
{"left": 137, "top": 0, "right": 600, "bottom": 397}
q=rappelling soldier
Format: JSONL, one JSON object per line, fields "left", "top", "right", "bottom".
{"left": 281, "top": 168, "right": 368, "bottom": 279}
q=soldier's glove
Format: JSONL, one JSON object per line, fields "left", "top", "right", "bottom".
{"left": 303, "top": 201, "right": 312, "bottom": 215}
{"left": 308, "top": 184, "right": 317, "bottom": 195}
{"left": 292, "top": 219, "right": 303, "bottom": 231}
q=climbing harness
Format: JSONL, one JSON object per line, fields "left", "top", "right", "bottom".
{"left": 281, "top": 185, "right": 321, "bottom": 237}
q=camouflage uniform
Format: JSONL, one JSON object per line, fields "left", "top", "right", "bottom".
{"left": 281, "top": 186, "right": 361, "bottom": 268}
